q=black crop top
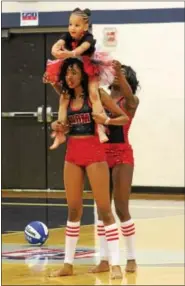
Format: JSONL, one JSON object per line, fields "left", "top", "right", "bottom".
{"left": 67, "top": 97, "right": 95, "bottom": 136}
{"left": 61, "top": 31, "right": 96, "bottom": 56}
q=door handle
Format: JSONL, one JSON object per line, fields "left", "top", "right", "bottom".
{"left": 37, "top": 106, "right": 44, "bottom": 123}
{"left": 46, "top": 106, "right": 58, "bottom": 123}
{"left": 1, "top": 106, "right": 44, "bottom": 123}
{"left": 46, "top": 106, "right": 53, "bottom": 123}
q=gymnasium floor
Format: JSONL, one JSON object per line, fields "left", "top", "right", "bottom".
{"left": 2, "top": 192, "right": 185, "bottom": 285}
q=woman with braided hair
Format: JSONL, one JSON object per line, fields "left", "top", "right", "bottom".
{"left": 44, "top": 8, "right": 115, "bottom": 148}
{"left": 90, "top": 61, "right": 140, "bottom": 274}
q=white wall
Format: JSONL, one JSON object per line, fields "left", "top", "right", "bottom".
{"left": 94, "top": 23, "right": 184, "bottom": 187}
{"left": 2, "top": 2, "right": 184, "bottom": 187}
{"left": 2, "top": 1, "right": 184, "bottom": 13}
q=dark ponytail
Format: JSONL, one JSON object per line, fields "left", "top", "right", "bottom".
{"left": 121, "top": 65, "right": 140, "bottom": 95}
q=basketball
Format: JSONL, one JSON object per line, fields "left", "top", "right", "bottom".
{"left": 24, "top": 221, "right": 49, "bottom": 245}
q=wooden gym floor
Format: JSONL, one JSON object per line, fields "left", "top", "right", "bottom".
{"left": 1, "top": 191, "right": 185, "bottom": 285}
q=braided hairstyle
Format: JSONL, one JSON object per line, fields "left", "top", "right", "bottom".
{"left": 71, "top": 8, "right": 91, "bottom": 23}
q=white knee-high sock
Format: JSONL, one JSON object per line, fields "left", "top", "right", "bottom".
{"left": 97, "top": 220, "right": 109, "bottom": 261}
{"left": 64, "top": 220, "right": 80, "bottom": 264}
{"left": 104, "top": 223, "right": 120, "bottom": 266}
{"left": 121, "top": 219, "right": 136, "bottom": 260}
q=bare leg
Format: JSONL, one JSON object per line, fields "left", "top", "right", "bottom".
{"left": 90, "top": 168, "right": 113, "bottom": 273}
{"left": 89, "top": 205, "right": 109, "bottom": 273}
{"left": 86, "top": 162, "right": 122, "bottom": 279}
{"left": 49, "top": 162, "right": 84, "bottom": 277}
{"left": 113, "top": 163, "right": 137, "bottom": 272}
{"left": 50, "top": 96, "right": 69, "bottom": 149}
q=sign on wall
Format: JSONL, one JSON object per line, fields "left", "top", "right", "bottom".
{"left": 103, "top": 27, "right": 117, "bottom": 47}
{"left": 20, "top": 11, "right": 39, "bottom": 26}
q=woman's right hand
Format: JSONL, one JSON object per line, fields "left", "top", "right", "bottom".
{"left": 51, "top": 120, "right": 70, "bottom": 134}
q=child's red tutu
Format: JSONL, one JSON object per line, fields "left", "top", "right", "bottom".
{"left": 45, "top": 52, "right": 115, "bottom": 85}
{"left": 82, "top": 51, "right": 115, "bottom": 85}
{"left": 45, "top": 59, "right": 63, "bottom": 83}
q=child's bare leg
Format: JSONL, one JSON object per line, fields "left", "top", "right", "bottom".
{"left": 49, "top": 95, "right": 69, "bottom": 150}
{"left": 89, "top": 80, "right": 108, "bottom": 143}
{"left": 88, "top": 79, "right": 106, "bottom": 114}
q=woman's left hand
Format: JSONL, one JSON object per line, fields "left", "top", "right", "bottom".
{"left": 51, "top": 120, "right": 63, "bottom": 132}
{"left": 92, "top": 112, "right": 108, "bottom": 124}
{"left": 112, "top": 60, "right": 122, "bottom": 73}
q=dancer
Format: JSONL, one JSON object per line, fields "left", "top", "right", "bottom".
{"left": 91, "top": 60, "right": 139, "bottom": 273}
{"left": 49, "top": 57, "right": 129, "bottom": 279}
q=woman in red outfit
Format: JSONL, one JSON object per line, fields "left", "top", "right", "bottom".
{"left": 48, "top": 57, "right": 130, "bottom": 279}
{"left": 91, "top": 61, "right": 140, "bottom": 274}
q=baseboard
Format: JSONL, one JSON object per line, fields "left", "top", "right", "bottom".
{"left": 1, "top": 187, "right": 185, "bottom": 201}
{"left": 2, "top": 186, "right": 185, "bottom": 194}
{"left": 132, "top": 186, "right": 185, "bottom": 195}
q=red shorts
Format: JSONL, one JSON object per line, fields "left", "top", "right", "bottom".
{"left": 104, "top": 143, "right": 134, "bottom": 168}
{"left": 65, "top": 136, "right": 106, "bottom": 167}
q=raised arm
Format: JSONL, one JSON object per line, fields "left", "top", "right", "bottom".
{"left": 113, "top": 60, "right": 139, "bottom": 110}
